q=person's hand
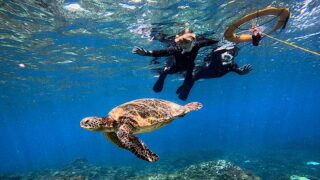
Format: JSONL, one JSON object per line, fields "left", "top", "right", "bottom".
{"left": 240, "top": 64, "right": 253, "bottom": 75}
{"left": 132, "top": 46, "right": 149, "bottom": 56}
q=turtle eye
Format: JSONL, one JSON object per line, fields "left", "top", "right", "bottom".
{"left": 84, "top": 119, "right": 92, "bottom": 125}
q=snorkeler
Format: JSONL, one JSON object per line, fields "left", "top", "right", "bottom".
{"left": 132, "top": 29, "right": 219, "bottom": 94}
{"left": 148, "top": 29, "right": 216, "bottom": 65}
{"left": 176, "top": 44, "right": 253, "bottom": 100}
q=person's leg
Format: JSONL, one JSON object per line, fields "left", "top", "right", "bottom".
{"left": 177, "top": 66, "right": 211, "bottom": 100}
{"left": 153, "top": 58, "right": 176, "bottom": 92}
{"left": 153, "top": 69, "right": 168, "bottom": 92}
{"left": 177, "top": 79, "right": 194, "bottom": 101}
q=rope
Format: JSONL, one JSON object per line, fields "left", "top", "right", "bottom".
{"left": 263, "top": 33, "right": 320, "bottom": 56}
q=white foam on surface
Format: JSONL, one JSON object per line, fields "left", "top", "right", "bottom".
{"left": 64, "top": 3, "right": 85, "bottom": 12}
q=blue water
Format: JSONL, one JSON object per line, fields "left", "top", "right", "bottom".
{"left": 0, "top": 0, "right": 320, "bottom": 178}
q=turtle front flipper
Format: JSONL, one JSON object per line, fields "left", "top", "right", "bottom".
{"left": 116, "top": 123, "right": 159, "bottom": 162}
{"left": 103, "top": 132, "right": 124, "bottom": 148}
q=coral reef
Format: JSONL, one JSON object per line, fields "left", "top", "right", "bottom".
{"left": 0, "top": 159, "right": 259, "bottom": 180}
{"left": 133, "top": 160, "right": 260, "bottom": 180}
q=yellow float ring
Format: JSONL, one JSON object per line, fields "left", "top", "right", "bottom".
{"left": 224, "top": 7, "right": 290, "bottom": 43}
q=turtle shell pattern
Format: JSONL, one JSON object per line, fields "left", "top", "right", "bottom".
{"left": 108, "top": 98, "right": 185, "bottom": 133}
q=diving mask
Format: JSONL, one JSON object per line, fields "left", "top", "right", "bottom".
{"left": 221, "top": 51, "right": 233, "bottom": 65}
{"left": 180, "top": 40, "right": 195, "bottom": 54}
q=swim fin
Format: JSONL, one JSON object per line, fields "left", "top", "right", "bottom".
{"left": 177, "top": 82, "right": 194, "bottom": 101}
{"left": 176, "top": 84, "right": 184, "bottom": 94}
{"left": 153, "top": 73, "right": 167, "bottom": 92}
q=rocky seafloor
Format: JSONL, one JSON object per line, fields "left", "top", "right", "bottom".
{"left": 0, "top": 158, "right": 260, "bottom": 180}
{"left": 1, "top": 146, "right": 319, "bottom": 180}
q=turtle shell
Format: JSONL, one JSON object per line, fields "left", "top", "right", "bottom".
{"left": 108, "top": 98, "right": 185, "bottom": 132}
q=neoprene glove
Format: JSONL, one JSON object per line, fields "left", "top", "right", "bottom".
{"left": 239, "top": 64, "right": 253, "bottom": 75}
{"left": 132, "top": 46, "right": 149, "bottom": 56}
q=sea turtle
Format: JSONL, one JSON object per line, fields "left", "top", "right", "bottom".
{"left": 80, "top": 98, "right": 202, "bottom": 162}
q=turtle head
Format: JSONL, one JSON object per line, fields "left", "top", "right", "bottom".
{"left": 80, "top": 116, "right": 114, "bottom": 132}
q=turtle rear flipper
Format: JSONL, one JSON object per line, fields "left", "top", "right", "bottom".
{"left": 116, "top": 123, "right": 159, "bottom": 162}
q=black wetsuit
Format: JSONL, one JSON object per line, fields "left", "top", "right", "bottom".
{"left": 144, "top": 39, "right": 218, "bottom": 93}
{"left": 176, "top": 46, "right": 250, "bottom": 100}
{"left": 193, "top": 48, "right": 245, "bottom": 80}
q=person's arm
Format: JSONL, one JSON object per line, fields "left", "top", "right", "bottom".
{"left": 232, "top": 64, "right": 253, "bottom": 75}
{"left": 132, "top": 46, "right": 177, "bottom": 57}
{"left": 196, "top": 39, "right": 219, "bottom": 48}
{"left": 150, "top": 31, "right": 175, "bottom": 46}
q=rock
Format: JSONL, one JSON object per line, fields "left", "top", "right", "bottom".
{"left": 132, "top": 160, "right": 260, "bottom": 180}
{"left": 290, "top": 175, "right": 310, "bottom": 180}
